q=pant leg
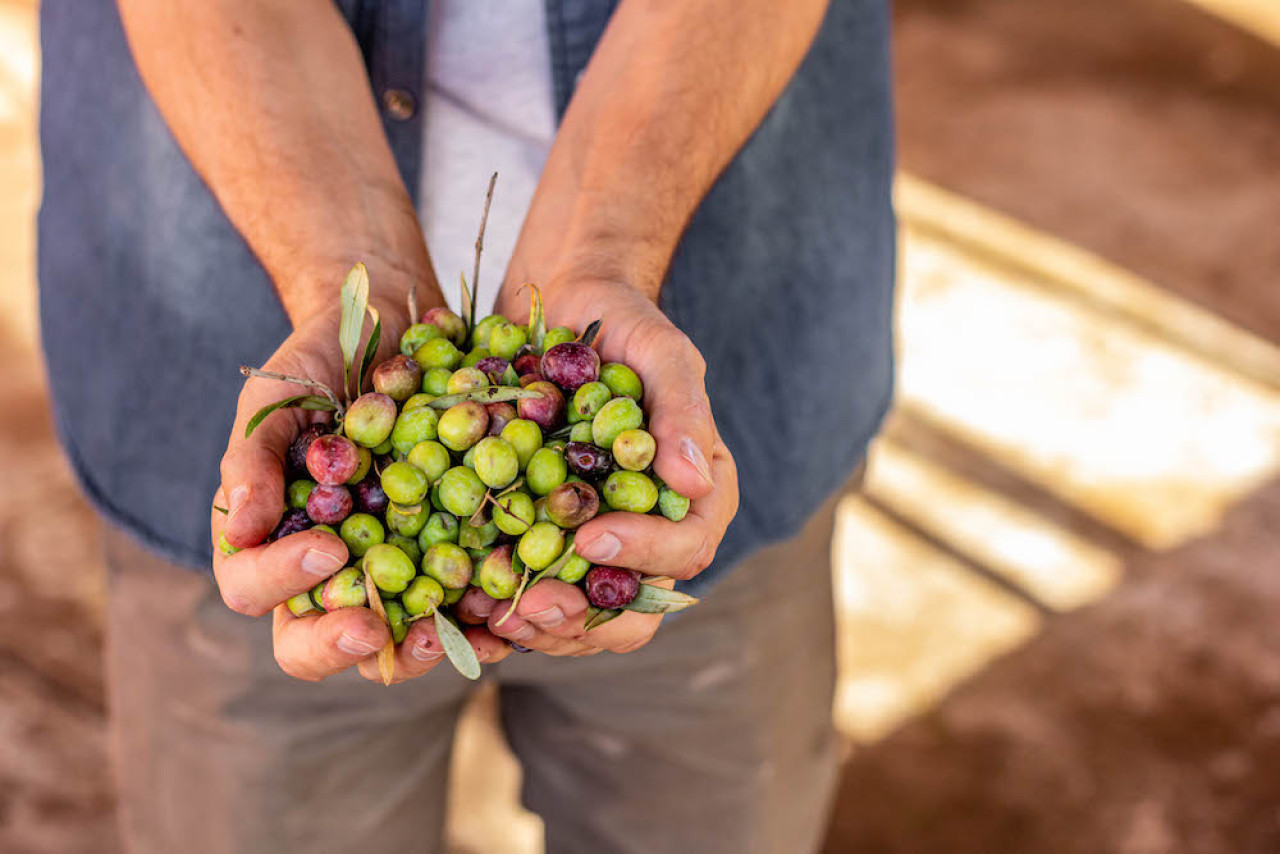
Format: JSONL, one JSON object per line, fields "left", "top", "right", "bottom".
{"left": 102, "top": 527, "right": 476, "bottom": 854}
{"left": 495, "top": 475, "right": 856, "bottom": 854}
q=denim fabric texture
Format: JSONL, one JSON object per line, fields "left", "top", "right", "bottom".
{"left": 38, "top": 0, "right": 895, "bottom": 596}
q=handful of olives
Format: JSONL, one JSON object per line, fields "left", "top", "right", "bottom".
{"left": 228, "top": 261, "right": 698, "bottom": 682}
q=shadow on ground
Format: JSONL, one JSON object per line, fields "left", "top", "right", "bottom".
{"left": 823, "top": 477, "right": 1280, "bottom": 854}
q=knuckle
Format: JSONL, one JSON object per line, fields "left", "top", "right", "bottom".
{"left": 219, "top": 587, "right": 264, "bottom": 617}
{"left": 613, "top": 633, "right": 654, "bottom": 654}
{"left": 680, "top": 535, "right": 718, "bottom": 579}
{"left": 275, "top": 653, "right": 319, "bottom": 682}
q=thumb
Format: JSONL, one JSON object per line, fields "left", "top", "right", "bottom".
{"left": 636, "top": 327, "right": 717, "bottom": 501}
{"left": 218, "top": 378, "right": 303, "bottom": 549}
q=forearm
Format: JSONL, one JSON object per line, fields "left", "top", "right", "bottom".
{"left": 507, "top": 0, "right": 829, "bottom": 300}
{"left": 117, "top": 0, "right": 438, "bottom": 323}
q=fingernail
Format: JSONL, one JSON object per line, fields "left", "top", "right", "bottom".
{"left": 579, "top": 532, "right": 621, "bottom": 562}
{"left": 302, "top": 548, "right": 344, "bottom": 576}
{"left": 337, "top": 633, "right": 380, "bottom": 656}
{"left": 226, "top": 485, "right": 251, "bottom": 526}
{"left": 510, "top": 624, "right": 536, "bottom": 642}
{"left": 528, "top": 606, "right": 565, "bottom": 628}
{"left": 680, "top": 438, "right": 715, "bottom": 487}
{"left": 412, "top": 639, "right": 443, "bottom": 662}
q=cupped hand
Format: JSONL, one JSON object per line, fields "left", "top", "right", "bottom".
{"left": 211, "top": 301, "right": 511, "bottom": 682}
{"left": 489, "top": 279, "right": 739, "bottom": 656}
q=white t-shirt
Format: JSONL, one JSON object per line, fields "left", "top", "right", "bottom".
{"left": 419, "top": 1, "right": 558, "bottom": 317}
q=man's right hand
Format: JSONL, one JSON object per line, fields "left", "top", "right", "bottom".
{"left": 210, "top": 303, "right": 512, "bottom": 682}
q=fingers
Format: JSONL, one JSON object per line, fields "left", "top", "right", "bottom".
{"left": 211, "top": 526, "right": 348, "bottom": 617}
{"left": 498, "top": 578, "right": 661, "bottom": 655}
{"left": 218, "top": 360, "right": 325, "bottom": 549}
{"left": 356, "top": 620, "right": 513, "bottom": 683}
{"left": 219, "top": 371, "right": 305, "bottom": 549}
{"left": 629, "top": 325, "right": 718, "bottom": 501}
{"left": 487, "top": 581, "right": 596, "bottom": 656}
{"left": 575, "top": 438, "right": 738, "bottom": 579}
{"left": 454, "top": 587, "right": 501, "bottom": 625}
{"left": 579, "top": 608, "right": 663, "bottom": 654}
{"left": 272, "top": 604, "right": 390, "bottom": 682}
{"left": 483, "top": 580, "right": 657, "bottom": 656}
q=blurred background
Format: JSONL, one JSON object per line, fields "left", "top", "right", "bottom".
{"left": 3, "top": 0, "right": 1280, "bottom": 851}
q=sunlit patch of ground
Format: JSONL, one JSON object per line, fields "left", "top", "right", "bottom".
{"left": 862, "top": 440, "right": 1124, "bottom": 612}
{"left": 829, "top": 174, "right": 1280, "bottom": 743}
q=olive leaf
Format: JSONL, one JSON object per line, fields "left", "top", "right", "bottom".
{"left": 244, "top": 394, "right": 338, "bottom": 439}
{"left": 459, "top": 272, "right": 474, "bottom": 344}
{"left": 584, "top": 607, "right": 622, "bottom": 630}
{"left": 578, "top": 318, "right": 603, "bottom": 348}
{"left": 362, "top": 571, "right": 397, "bottom": 686}
{"left": 500, "top": 364, "right": 521, "bottom": 387}
{"left": 427, "top": 387, "right": 545, "bottom": 409}
{"left": 339, "top": 262, "right": 371, "bottom": 402}
{"left": 434, "top": 609, "right": 482, "bottom": 680}
{"left": 357, "top": 305, "right": 381, "bottom": 395}
{"left": 527, "top": 283, "right": 547, "bottom": 350}
{"left": 548, "top": 424, "right": 575, "bottom": 441}
{"left": 623, "top": 584, "right": 700, "bottom": 615}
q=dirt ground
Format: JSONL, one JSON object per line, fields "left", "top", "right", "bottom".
{"left": 2, "top": 1, "right": 1279, "bottom": 852}
{"left": 821, "top": 1, "right": 1280, "bottom": 851}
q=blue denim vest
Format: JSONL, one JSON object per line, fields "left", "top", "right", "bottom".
{"left": 38, "top": 0, "right": 894, "bottom": 596}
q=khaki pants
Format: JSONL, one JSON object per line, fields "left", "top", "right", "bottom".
{"left": 104, "top": 479, "right": 852, "bottom": 854}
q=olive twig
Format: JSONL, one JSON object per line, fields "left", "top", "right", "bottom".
{"left": 239, "top": 366, "right": 344, "bottom": 414}
{"left": 468, "top": 172, "right": 498, "bottom": 336}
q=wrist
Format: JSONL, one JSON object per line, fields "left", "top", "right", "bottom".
{"left": 503, "top": 225, "right": 673, "bottom": 320}
{"left": 270, "top": 188, "right": 444, "bottom": 327}
{"left": 280, "top": 253, "right": 441, "bottom": 332}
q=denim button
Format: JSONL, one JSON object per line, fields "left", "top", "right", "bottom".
{"left": 382, "top": 89, "right": 416, "bottom": 121}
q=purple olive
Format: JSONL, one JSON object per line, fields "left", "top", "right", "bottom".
{"left": 474, "top": 356, "right": 510, "bottom": 381}
{"left": 517, "top": 381, "right": 565, "bottom": 431}
{"left": 306, "top": 484, "right": 353, "bottom": 525}
{"left": 306, "top": 434, "right": 361, "bottom": 485}
{"left": 544, "top": 481, "right": 600, "bottom": 529}
{"left": 352, "top": 476, "right": 389, "bottom": 515}
{"left": 268, "top": 508, "right": 313, "bottom": 542}
{"left": 584, "top": 566, "right": 641, "bottom": 609}
{"left": 486, "top": 402, "right": 518, "bottom": 437}
{"left": 287, "top": 424, "right": 330, "bottom": 478}
{"left": 565, "top": 441, "right": 613, "bottom": 480}
{"left": 518, "top": 372, "right": 545, "bottom": 388}
{"left": 513, "top": 353, "right": 542, "bottom": 377}
{"left": 540, "top": 342, "right": 601, "bottom": 392}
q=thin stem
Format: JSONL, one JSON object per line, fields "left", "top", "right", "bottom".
{"left": 485, "top": 490, "right": 532, "bottom": 528}
{"left": 470, "top": 172, "right": 498, "bottom": 333}
{"left": 239, "top": 366, "right": 344, "bottom": 413}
